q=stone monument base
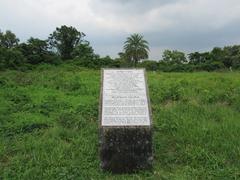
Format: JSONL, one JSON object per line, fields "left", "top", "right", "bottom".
{"left": 100, "top": 126, "right": 153, "bottom": 173}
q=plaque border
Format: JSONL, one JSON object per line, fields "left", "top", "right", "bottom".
{"left": 99, "top": 68, "right": 152, "bottom": 128}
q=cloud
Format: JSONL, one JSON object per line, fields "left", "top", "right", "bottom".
{"left": 0, "top": 0, "right": 240, "bottom": 59}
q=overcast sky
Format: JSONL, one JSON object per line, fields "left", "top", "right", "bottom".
{"left": 1, "top": 0, "right": 240, "bottom": 59}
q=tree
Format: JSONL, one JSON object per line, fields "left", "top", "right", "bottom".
{"left": 27, "top": 37, "right": 49, "bottom": 55}
{"left": 123, "top": 34, "right": 149, "bottom": 67}
{"left": 188, "top": 51, "right": 211, "bottom": 65}
{"left": 0, "top": 30, "right": 19, "bottom": 48}
{"left": 162, "top": 50, "right": 187, "bottom": 64}
{"left": 17, "top": 37, "right": 60, "bottom": 65}
{"left": 188, "top": 52, "right": 202, "bottom": 64}
{"left": 48, "top": 25, "right": 85, "bottom": 60}
{"left": 0, "top": 47, "right": 26, "bottom": 69}
{"left": 118, "top": 52, "right": 125, "bottom": 59}
{"left": 71, "top": 41, "right": 95, "bottom": 59}
{"left": 17, "top": 37, "right": 49, "bottom": 64}
{"left": 222, "top": 45, "right": 240, "bottom": 68}
{"left": 211, "top": 47, "right": 224, "bottom": 62}
{"left": 0, "top": 30, "right": 2, "bottom": 43}
{"left": 139, "top": 60, "right": 159, "bottom": 71}
{"left": 116, "top": 51, "right": 132, "bottom": 66}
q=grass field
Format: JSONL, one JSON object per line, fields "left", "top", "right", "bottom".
{"left": 0, "top": 64, "right": 240, "bottom": 179}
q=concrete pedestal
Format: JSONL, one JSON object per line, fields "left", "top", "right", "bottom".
{"left": 100, "top": 126, "right": 152, "bottom": 173}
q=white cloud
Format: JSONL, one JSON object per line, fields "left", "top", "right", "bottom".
{"left": 0, "top": 0, "right": 240, "bottom": 59}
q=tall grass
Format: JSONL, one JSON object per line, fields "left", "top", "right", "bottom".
{"left": 0, "top": 65, "right": 240, "bottom": 179}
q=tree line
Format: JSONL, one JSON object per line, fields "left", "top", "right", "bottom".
{"left": 0, "top": 25, "right": 240, "bottom": 71}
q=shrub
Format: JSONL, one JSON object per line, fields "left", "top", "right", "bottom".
{"left": 0, "top": 47, "right": 26, "bottom": 70}
{"left": 138, "top": 60, "right": 159, "bottom": 71}
{"left": 200, "top": 61, "right": 225, "bottom": 71}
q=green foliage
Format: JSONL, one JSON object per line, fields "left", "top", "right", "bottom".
{"left": 188, "top": 45, "right": 240, "bottom": 70}
{"left": 0, "top": 47, "right": 26, "bottom": 70}
{"left": 73, "top": 55, "right": 117, "bottom": 69}
{"left": 0, "top": 30, "right": 19, "bottom": 48}
{"left": 17, "top": 37, "right": 60, "bottom": 65}
{"left": 0, "top": 30, "right": 24, "bottom": 70}
{"left": 138, "top": 60, "right": 159, "bottom": 71}
{"left": 48, "top": 25, "right": 85, "bottom": 60}
{"left": 200, "top": 61, "right": 225, "bottom": 71}
{"left": 162, "top": 50, "right": 187, "bottom": 64}
{"left": 0, "top": 66, "right": 240, "bottom": 179}
{"left": 123, "top": 33, "right": 149, "bottom": 67}
{"left": 1, "top": 27, "right": 240, "bottom": 72}
{"left": 71, "top": 41, "right": 96, "bottom": 59}
{"left": 222, "top": 45, "right": 240, "bottom": 68}
{"left": 189, "top": 52, "right": 211, "bottom": 65}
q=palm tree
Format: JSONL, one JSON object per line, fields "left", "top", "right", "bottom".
{"left": 123, "top": 33, "right": 149, "bottom": 67}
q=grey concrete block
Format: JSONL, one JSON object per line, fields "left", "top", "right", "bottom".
{"left": 100, "top": 126, "right": 153, "bottom": 173}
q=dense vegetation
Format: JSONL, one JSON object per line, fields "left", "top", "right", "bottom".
{"left": 0, "top": 25, "right": 240, "bottom": 71}
{"left": 0, "top": 64, "right": 239, "bottom": 179}
{"left": 1, "top": 24, "right": 240, "bottom": 178}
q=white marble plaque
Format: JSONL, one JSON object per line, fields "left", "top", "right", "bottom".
{"left": 101, "top": 69, "right": 150, "bottom": 126}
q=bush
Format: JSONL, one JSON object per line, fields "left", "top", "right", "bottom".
{"left": 72, "top": 57, "right": 99, "bottom": 69}
{"left": 232, "top": 57, "right": 240, "bottom": 70}
{"left": 72, "top": 56, "right": 116, "bottom": 69}
{"left": 0, "top": 47, "right": 26, "bottom": 70}
{"left": 158, "top": 62, "right": 190, "bottom": 72}
{"left": 200, "top": 61, "right": 225, "bottom": 71}
{"left": 138, "top": 60, "right": 159, "bottom": 71}
{"left": 43, "top": 54, "right": 62, "bottom": 65}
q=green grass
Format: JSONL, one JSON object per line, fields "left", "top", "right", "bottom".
{"left": 0, "top": 64, "right": 240, "bottom": 179}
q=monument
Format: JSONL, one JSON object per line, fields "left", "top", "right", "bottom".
{"left": 99, "top": 69, "right": 153, "bottom": 173}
